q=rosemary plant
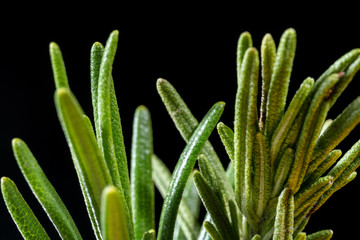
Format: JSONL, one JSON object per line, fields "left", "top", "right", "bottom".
{"left": 1, "top": 28, "right": 360, "bottom": 240}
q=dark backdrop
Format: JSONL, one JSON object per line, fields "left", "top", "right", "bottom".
{"left": 1, "top": 3, "right": 360, "bottom": 239}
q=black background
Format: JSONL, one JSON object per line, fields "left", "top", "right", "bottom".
{"left": 1, "top": 3, "right": 360, "bottom": 239}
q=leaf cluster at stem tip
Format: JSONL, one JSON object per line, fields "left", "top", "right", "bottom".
{"left": 2, "top": 28, "right": 360, "bottom": 240}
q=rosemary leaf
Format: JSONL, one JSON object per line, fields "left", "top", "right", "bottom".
{"left": 234, "top": 47, "right": 259, "bottom": 215}
{"left": 229, "top": 199, "right": 240, "bottom": 240}
{"left": 307, "top": 97, "right": 360, "bottom": 178}
{"left": 273, "top": 188, "right": 294, "bottom": 240}
{"left": 131, "top": 106, "right": 155, "bottom": 240}
{"left": 203, "top": 221, "right": 222, "bottom": 240}
{"left": 55, "top": 88, "right": 112, "bottom": 239}
{"left": 288, "top": 73, "right": 341, "bottom": 193}
{"left": 303, "top": 150, "right": 342, "bottom": 187}
{"left": 49, "top": 42, "right": 69, "bottom": 89}
{"left": 152, "top": 155, "right": 200, "bottom": 240}
{"left": 306, "top": 230, "right": 333, "bottom": 240}
{"left": 251, "top": 235, "right": 261, "bottom": 240}
{"left": 294, "top": 232, "right": 306, "bottom": 240}
{"left": 12, "top": 138, "right": 82, "bottom": 240}
{"left": 156, "top": 79, "right": 233, "bottom": 201}
{"left": 270, "top": 77, "right": 314, "bottom": 163}
{"left": 1, "top": 177, "right": 50, "bottom": 240}
{"left": 311, "top": 167, "right": 358, "bottom": 215}
{"left": 311, "top": 48, "right": 360, "bottom": 101}
{"left": 157, "top": 102, "right": 225, "bottom": 240}
{"left": 272, "top": 148, "right": 294, "bottom": 197}
{"left": 142, "top": 230, "right": 156, "bottom": 240}
{"left": 294, "top": 176, "right": 333, "bottom": 217}
{"left": 194, "top": 171, "right": 236, "bottom": 240}
{"left": 259, "top": 33, "right": 276, "bottom": 131}
{"left": 97, "top": 30, "right": 124, "bottom": 192}
{"left": 265, "top": 28, "right": 297, "bottom": 138}
{"left": 252, "top": 132, "right": 271, "bottom": 218}
{"left": 237, "top": 31, "right": 253, "bottom": 71}
{"left": 90, "top": 42, "right": 104, "bottom": 142}
{"left": 101, "top": 186, "right": 131, "bottom": 240}
{"left": 217, "top": 122, "right": 235, "bottom": 161}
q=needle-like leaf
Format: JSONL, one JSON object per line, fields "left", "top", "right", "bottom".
{"left": 288, "top": 73, "right": 341, "bottom": 193}
{"left": 234, "top": 46, "right": 259, "bottom": 217}
{"left": 306, "top": 230, "right": 333, "bottom": 240}
{"left": 49, "top": 42, "right": 69, "bottom": 89}
{"left": 237, "top": 31, "right": 253, "bottom": 70}
{"left": 259, "top": 33, "right": 276, "bottom": 131}
{"left": 270, "top": 77, "right": 314, "bottom": 163}
{"left": 101, "top": 186, "right": 131, "bottom": 240}
{"left": 90, "top": 42, "right": 104, "bottom": 142}
{"left": 203, "top": 221, "right": 222, "bottom": 240}
{"left": 265, "top": 28, "right": 297, "bottom": 138}
{"left": 307, "top": 97, "right": 360, "bottom": 178}
{"left": 157, "top": 101, "right": 225, "bottom": 240}
{"left": 217, "top": 122, "right": 235, "bottom": 161}
{"left": 142, "top": 230, "right": 156, "bottom": 240}
{"left": 12, "top": 138, "right": 82, "bottom": 240}
{"left": 252, "top": 132, "right": 271, "bottom": 218}
{"left": 156, "top": 78, "right": 233, "bottom": 201}
{"left": 131, "top": 106, "right": 155, "bottom": 240}
{"left": 273, "top": 188, "right": 294, "bottom": 240}
{"left": 302, "top": 150, "right": 342, "bottom": 188}
{"left": 55, "top": 87, "right": 112, "bottom": 239}
{"left": 194, "top": 171, "right": 236, "bottom": 240}
{"left": 97, "top": 31, "right": 131, "bottom": 212}
{"left": 294, "top": 232, "right": 306, "bottom": 240}
{"left": 1, "top": 177, "right": 50, "bottom": 240}
{"left": 272, "top": 148, "right": 294, "bottom": 197}
{"left": 151, "top": 154, "right": 199, "bottom": 240}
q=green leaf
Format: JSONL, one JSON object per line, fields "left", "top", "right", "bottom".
{"left": 306, "top": 230, "right": 333, "bottom": 240}
{"left": 234, "top": 47, "right": 259, "bottom": 216}
{"left": 12, "top": 138, "right": 82, "bottom": 240}
{"left": 251, "top": 235, "right": 261, "bottom": 240}
{"left": 259, "top": 33, "right": 276, "bottom": 131}
{"left": 272, "top": 148, "right": 294, "bottom": 197}
{"left": 295, "top": 232, "right": 306, "bottom": 240}
{"left": 142, "top": 230, "right": 156, "bottom": 240}
{"left": 173, "top": 169, "right": 201, "bottom": 240}
{"left": 203, "top": 221, "right": 222, "bottom": 240}
{"left": 252, "top": 132, "right": 271, "bottom": 218}
{"left": 273, "top": 188, "right": 294, "bottom": 240}
{"left": 193, "top": 171, "right": 236, "bottom": 240}
{"left": 151, "top": 155, "right": 199, "bottom": 240}
{"left": 294, "top": 177, "right": 333, "bottom": 220}
{"left": 237, "top": 31, "right": 253, "bottom": 70}
{"left": 302, "top": 150, "right": 342, "bottom": 188}
{"left": 310, "top": 150, "right": 360, "bottom": 214}
{"left": 157, "top": 101, "right": 225, "bottom": 240}
{"left": 96, "top": 31, "right": 131, "bottom": 207}
{"left": 270, "top": 77, "right": 314, "bottom": 163}
{"left": 217, "top": 122, "right": 234, "bottom": 161}
{"left": 310, "top": 48, "right": 360, "bottom": 110}
{"left": 156, "top": 78, "right": 233, "bottom": 239}
{"left": 55, "top": 87, "right": 112, "bottom": 239}
{"left": 265, "top": 28, "right": 297, "bottom": 138}
{"left": 49, "top": 42, "right": 69, "bottom": 89}
{"left": 228, "top": 199, "right": 240, "bottom": 240}
{"left": 131, "top": 106, "right": 155, "bottom": 240}
{"left": 101, "top": 186, "right": 131, "bottom": 240}
{"left": 307, "top": 97, "right": 360, "bottom": 178}
{"left": 1, "top": 177, "right": 50, "bottom": 240}
{"left": 156, "top": 79, "right": 232, "bottom": 201}
{"left": 287, "top": 73, "right": 341, "bottom": 193}
{"left": 90, "top": 41, "right": 104, "bottom": 142}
